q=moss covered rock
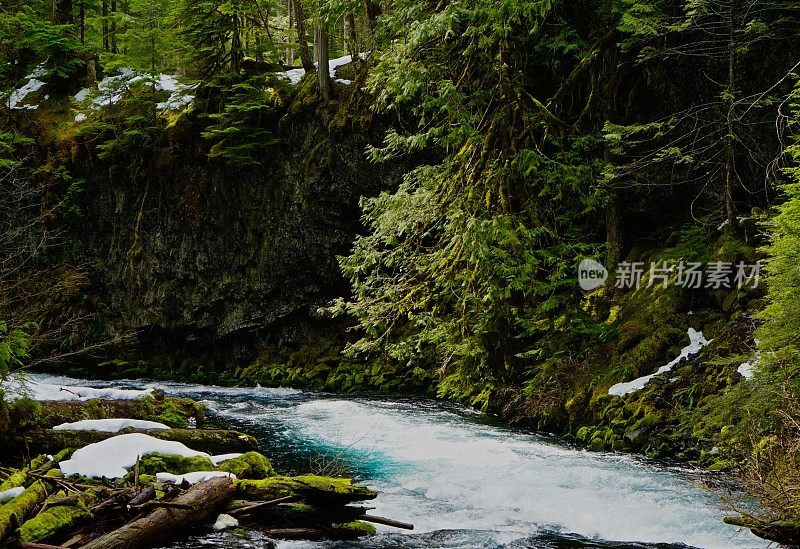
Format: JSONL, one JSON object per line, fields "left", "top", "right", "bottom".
{"left": 138, "top": 453, "right": 216, "bottom": 476}
{"left": 217, "top": 452, "right": 273, "bottom": 479}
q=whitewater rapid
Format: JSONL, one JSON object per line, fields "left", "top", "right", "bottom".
{"left": 24, "top": 374, "right": 766, "bottom": 549}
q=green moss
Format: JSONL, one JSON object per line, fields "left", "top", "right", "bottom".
{"left": 138, "top": 453, "right": 216, "bottom": 475}
{"left": 331, "top": 520, "right": 377, "bottom": 537}
{"left": 216, "top": 452, "right": 274, "bottom": 479}
{"left": 139, "top": 394, "right": 205, "bottom": 428}
{"left": 0, "top": 469, "right": 61, "bottom": 540}
{"left": 18, "top": 492, "right": 96, "bottom": 543}
{"left": 0, "top": 469, "right": 27, "bottom": 492}
{"left": 236, "top": 475, "right": 377, "bottom": 503}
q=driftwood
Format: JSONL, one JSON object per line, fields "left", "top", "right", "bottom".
{"left": 81, "top": 477, "right": 236, "bottom": 549}
{"left": 361, "top": 514, "right": 414, "bottom": 530}
{"left": 14, "top": 428, "right": 259, "bottom": 455}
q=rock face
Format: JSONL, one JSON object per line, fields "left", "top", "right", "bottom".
{"left": 82, "top": 103, "right": 407, "bottom": 346}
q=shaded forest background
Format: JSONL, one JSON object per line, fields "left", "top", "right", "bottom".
{"left": 3, "top": 0, "right": 800, "bottom": 537}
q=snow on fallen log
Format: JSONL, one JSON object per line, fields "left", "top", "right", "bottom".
{"left": 156, "top": 471, "right": 236, "bottom": 485}
{"left": 58, "top": 433, "right": 209, "bottom": 479}
{"left": 608, "top": 328, "right": 711, "bottom": 397}
{"left": 21, "top": 428, "right": 258, "bottom": 456}
{"left": 210, "top": 452, "right": 243, "bottom": 465}
{"left": 52, "top": 419, "right": 170, "bottom": 432}
{"left": 0, "top": 486, "right": 24, "bottom": 503}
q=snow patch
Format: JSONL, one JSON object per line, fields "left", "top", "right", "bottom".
{"left": 59, "top": 433, "right": 209, "bottom": 478}
{"left": 212, "top": 513, "right": 239, "bottom": 531}
{"left": 609, "top": 328, "right": 711, "bottom": 396}
{"left": 0, "top": 486, "right": 25, "bottom": 503}
{"left": 210, "top": 453, "right": 243, "bottom": 465}
{"left": 73, "top": 69, "right": 196, "bottom": 112}
{"left": 282, "top": 52, "right": 369, "bottom": 85}
{"left": 737, "top": 362, "right": 754, "bottom": 379}
{"left": 53, "top": 418, "right": 170, "bottom": 432}
{"left": 156, "top": 471, "right": 236, "bottom": 485}
{"left": 1, "top": 375, "right": 152, "bottom": 402}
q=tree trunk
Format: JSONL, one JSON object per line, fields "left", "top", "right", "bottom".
{"left": 293, "top": 0, "right": 314, "bottom": 72}
{"left": 346, "top": 13, "right": 357, "bottom": 58}
{"left": 724, "top": 0, "right": 738, "bottom": 232}
{"left": 364, "top": 0, "right": 380, "bottom": 33}
{"left": 605, "top": 192, "right": 622, "bottom": 267}
{"left": 80, "top": 477, "right": 235, "bottom": 549}
{"left": 111, "top": 0, "right": 118, "bottom": 54}
{"left": 314, "top": 26, "right": 331, "bottom": 100}
{"left": 79, "top": 0, "right": 85, "bottom": 43}
{"left": 102, "top": 0, "right": 109, "bottom": 51}
{"left": 53, "top": 0, "right": 73, "bottom": 24}
{"left": 231, "top": 6, "right": 242, "bottom": 72}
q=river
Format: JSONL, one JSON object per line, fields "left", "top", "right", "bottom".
{"left": 29, "top": 374, "right": 767, "bottom": 549}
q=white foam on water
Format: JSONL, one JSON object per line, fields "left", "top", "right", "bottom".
{"left": 278, "top": 399, "right": 764, "bottom": 548}
{"left": 22, "top": 374, "right": 766, "bottom": 548}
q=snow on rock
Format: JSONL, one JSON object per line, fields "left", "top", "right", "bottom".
{"left": 156, "top": 471, "right": 236, "bottom": 485}
{"left": 737, "top": 362, "right": 754, "bottom": 379}
{"left": 209, "top": 453, "right": 243, "bottom": 466}
{"left": 52, "top": 418, "right": 170, "bottom": 432}
{"left": 59, "top": 433, "right": 209, "bottom": 479}
{"left": 73, "top": 69, "right": 196, "bottom": 112}
{"left": 212, "top": 513, "right": 239, "bottom": 531}
{"left": 3, "top": 63, "right": 47, "bottom": 109}
{"left": 282, "top": 52, "right": 369, "bottom": 85}
{"left": 1, "top": 375, "right": 152, "bottom": 402}
{"left": 609, "top": 328, "right": 711, "bottom": 397}
{"left": 0, "top": 486, "right": 25, "bottom": 503}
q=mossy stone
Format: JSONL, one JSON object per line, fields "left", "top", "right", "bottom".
{"left": 217, "top": 452, "right": 274, "bottom": 479}
{"left": 138, "top": 453, "right": 215, "bottom": 475}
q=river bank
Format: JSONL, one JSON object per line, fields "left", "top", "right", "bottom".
{"left": 0, "top": 375, "right": 412, "bottom": 548}
{"left": 2, "top": 373, "right": 770, "bottom": 549}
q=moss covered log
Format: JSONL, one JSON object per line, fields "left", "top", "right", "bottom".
{"left": 14, "top": 428, "right": 258, "bottom": 456}
{"left": 0, "top": 469, "right": 61, "bottom": 542}
{"left": 37, "top": 395, "right": 205, "bottom": 429}
{"left": 18, "top": 491, "right": 98, "bottom": 544}
{"left": 236, "top": 476, "right": 377, "bottom": 504}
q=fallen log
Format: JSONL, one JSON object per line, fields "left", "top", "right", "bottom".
{"left": 227, "top": 495, "right": 300, "bottom": 518}
{"left": 13, "top": 428, "right": 258, "bottom": 456}
{"left": 236, "top": 475, "right": 377, "bottom": 504}
{"left": 18, "top": 491, "right": 98, "bottom": 544}
{"left": 36, "top": 395, "right": 205, "bottom": 429}
{"left": 361, "top": 513, "right": 414, "bottom": 530}
{"left": 0, "top": 469, "right": 62, "bottom": 542}
{"left": 80, "top": 476, "right": 235, "bottom": 549}
{"left": 724, "top": 515, "right": 800, "bottom": 546}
